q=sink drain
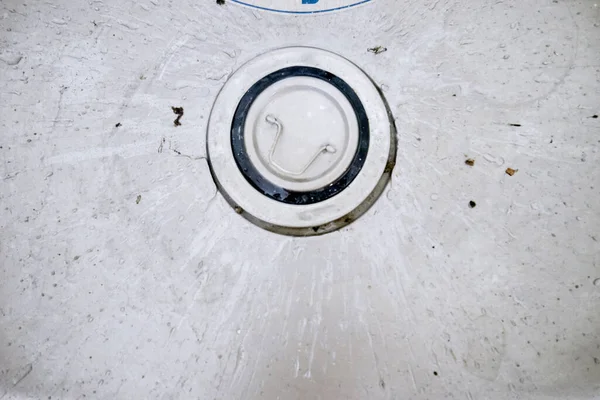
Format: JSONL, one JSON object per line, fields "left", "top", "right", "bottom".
{"left": 207, "top": 47, "right": 395, "bottom": 235}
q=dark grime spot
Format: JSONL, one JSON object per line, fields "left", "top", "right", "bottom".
{"left": 171, "top": 107, "right": 184, "bottom": 126}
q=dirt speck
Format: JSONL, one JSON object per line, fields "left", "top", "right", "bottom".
{"left": 73, "top": 255, "right": 80, "bottom": 261}
{"left": 234, "top": 206, "right": 243, "bottom": 214}
{"left": 591, "top": 115, "right": 598, "bottom": 119}
{"left": 216, "top": 0, "right": 225, "bottom": 5}
{"left": 115, "top": 122, "right": 121, "bottom": 128}
{"left": 171, "top": 106, "right": 184, "bottom": 126}
{"left": 508, "top": 123, "right": 521, "bottom": 127}
{"left": 368, "top": 46, "right": 388, "bottom": 55}
{"left": 465, "top": 158, "right": 475, "bottom": 166}
{"left": 469, "top": 201, "right": 476, "bottom": 208}
{"left": 136, "top": 195, "right": 142, "bottom": 204}
{"left": 433, "top": 371, "right": 438, "bottom": 376}
{"left": 505, "top": 168, "right": 518, "bottom": 176}
{"left": 379, "top": 378, "right": 385, "bottom": 389}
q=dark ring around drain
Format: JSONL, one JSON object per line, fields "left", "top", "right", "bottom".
{"left": 231, "top": 66, "right": 369, "bottom": 205}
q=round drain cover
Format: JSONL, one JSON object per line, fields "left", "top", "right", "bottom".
{"left": 207, "top": 47, "right": 395, "bottom": 235}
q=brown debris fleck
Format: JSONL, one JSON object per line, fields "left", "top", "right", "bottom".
{"left": 505, "top": 168, "right": 518, "bottom": 176}
{"left": 171, "top": 106, "right": 184, "bottom": 126}
{"left": 465, "top": 158, "right": 475, "bottom": 166}
{"left": 368, "top": 46, "right": 388, "bottom": 55}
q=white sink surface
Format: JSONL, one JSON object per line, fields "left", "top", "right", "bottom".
{"left": 0, "top": 0, "right": 599, "bottom": 399}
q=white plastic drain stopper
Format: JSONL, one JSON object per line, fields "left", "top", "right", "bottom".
{"left": 207, "top": 47, "right": 395, "bottom": 236}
